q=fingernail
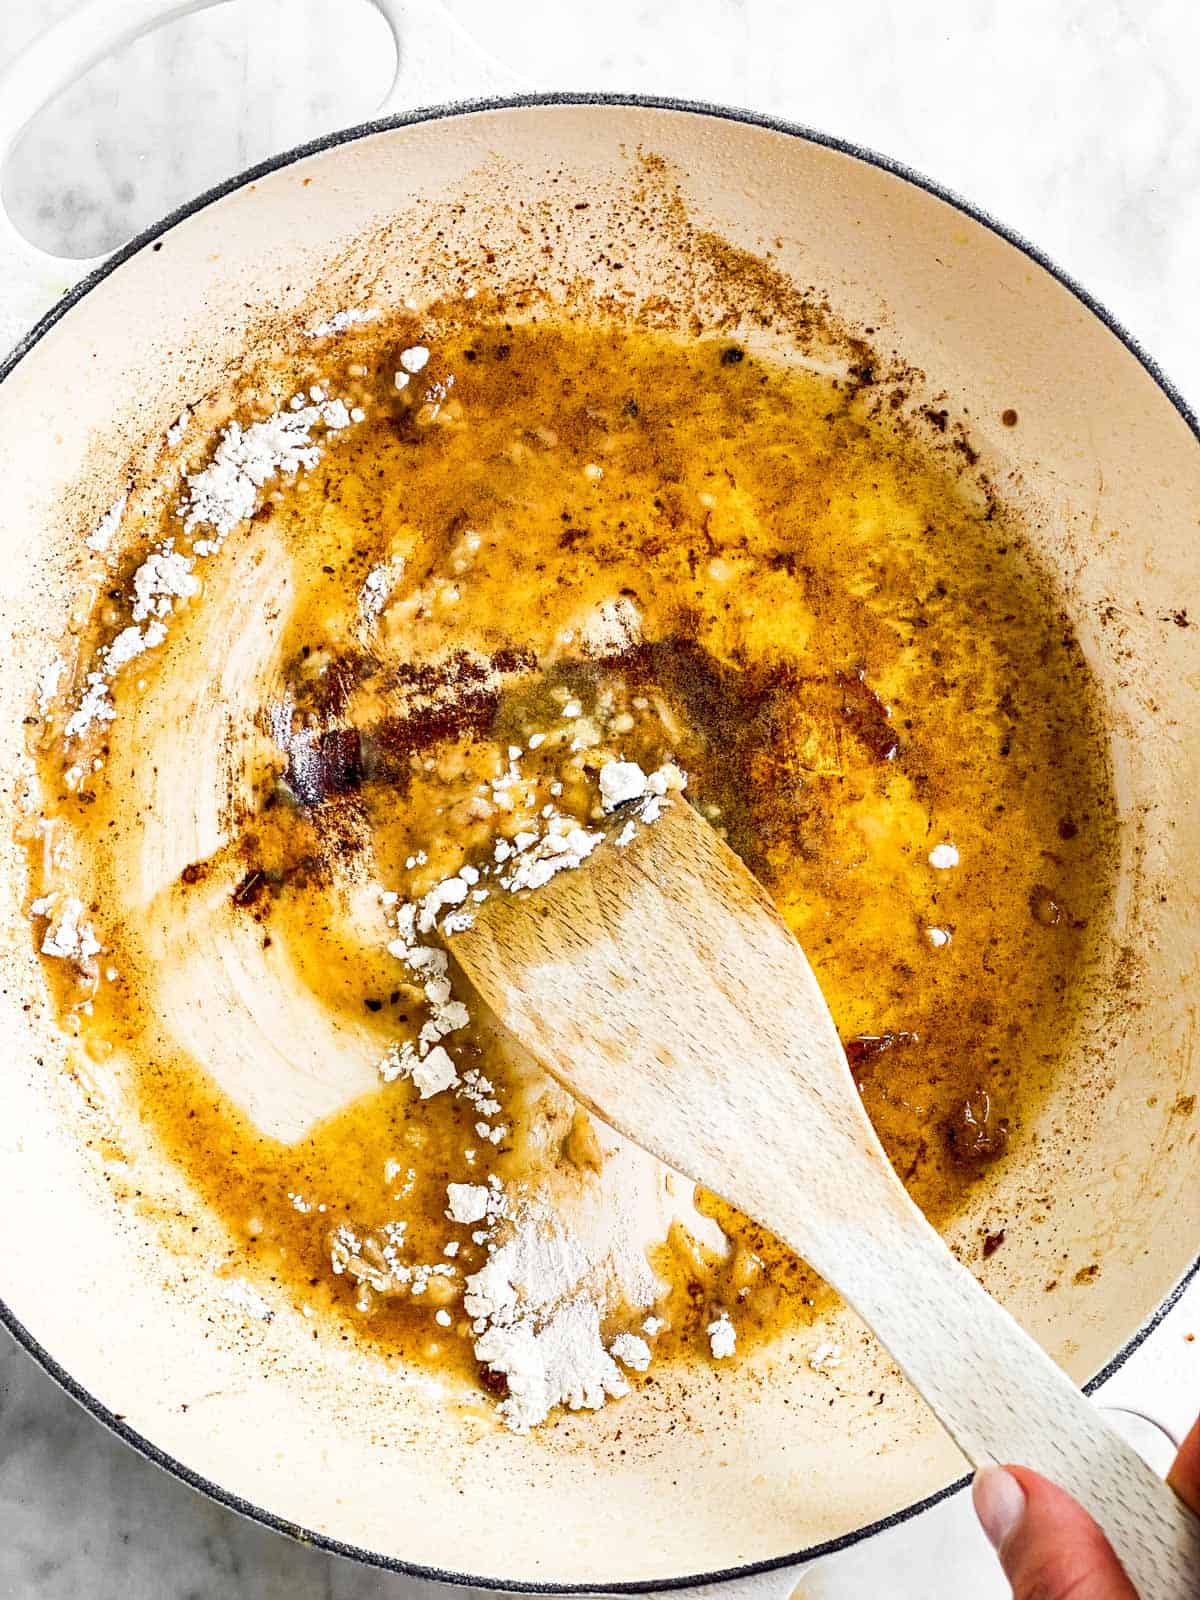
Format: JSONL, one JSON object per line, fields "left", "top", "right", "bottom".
{"left": 972, "top": 1465, "right": 1027, "bottom": 1552}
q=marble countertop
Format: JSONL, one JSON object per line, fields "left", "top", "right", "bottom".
{"left": 1, "top": 2, "right": 1197, "bottom": 1595}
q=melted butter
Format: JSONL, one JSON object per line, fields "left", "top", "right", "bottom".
{"left": 26, "top": 312, "right": 1116, "bottom": 1395}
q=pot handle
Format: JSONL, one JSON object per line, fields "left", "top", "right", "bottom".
{"left": 0, "top": 0, "right": 523, "bottom": 354}
{"left": 371, "top": 0, "right": 525, "bottom": 115}
{"left": 0, "top": 0, "right": 231, "bottom": 352}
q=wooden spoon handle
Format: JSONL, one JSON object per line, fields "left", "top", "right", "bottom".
{"left": 449, "top": 797, "right": 1196, "bottom": 1592}
{"left": 802, "top": 1206, "right": 1200, "bottom": 1598}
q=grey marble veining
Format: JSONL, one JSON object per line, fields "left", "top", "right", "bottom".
{"left": 0, "top": 1329, "right": 454, "bottom": 1600}
{"left": 0, "top": 2, "right": 1197, "bottom": 1596}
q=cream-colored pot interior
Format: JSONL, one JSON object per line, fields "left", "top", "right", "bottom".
{"left": 0, "top": 102, "right": 1197, "bottom": 1588}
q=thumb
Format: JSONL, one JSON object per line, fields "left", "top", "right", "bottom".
{"left": 973, "top": 1464, "right": 1138, "bottom": 1599}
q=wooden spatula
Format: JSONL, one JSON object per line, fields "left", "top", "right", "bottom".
{"left": 450, "top": 796, "right": 1199, "bottom": 1598}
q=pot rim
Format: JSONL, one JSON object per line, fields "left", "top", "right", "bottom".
{"left": 1, "top": 91, "right": 1197, "bottom": 1593}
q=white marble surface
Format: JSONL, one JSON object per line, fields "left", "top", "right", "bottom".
{"left": 0, "top": 1, "right": 1198, "bottom": 1596}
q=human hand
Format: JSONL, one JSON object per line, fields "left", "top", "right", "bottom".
{"left": 972, "top": 1414, "right": 1200, "bottom": 1597}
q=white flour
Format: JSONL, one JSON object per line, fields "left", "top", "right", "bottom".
{"left": 182, "top": 390, "right": 357, "bottom": 551}
{"left": 63, "top": 674, "right": 117, "bottom": 740}
{"left": 104, "top": 621, "right": 167, "bottom": 672}
{"left": 599, "top": 760, "right": 651, "bottom": 810}
{"left": 359, "top": 557, "right": 405, "bottom": 622}
{"left": 34, "top": 893, "right": 101, "bottom": 962}
{"left": 446, "top": 1181, "right": 507, "bottom": 1226}
{"left": 329, "top": 1219, "right": 457, "bottom": 1298}
{"left": 707, "top": 1312, "right": 736, "bottom": 1359}
{"left": 305, "top": 307, "right": 381, "bottom": 339}
{"left": 578, "top": 595, "right": 643, "bottom": 658}
{"left": 165, "top": 408, "right": 190, "bottom": 447}
{"left": 380, "top": 1039, "right": 460, "bottom": 1098}
{"left": 464, "top": 1201, "right": 632, "bottom": 1431}
{"left": 459, "top": 1128, "right": 726, "bottom": 1432}
{"left": 84, "top": 494, "right": 127, "bottom": 554}
{"left": 59, "top": 388, "right": 362, "bottom": 743}
{"left": 130, "top": 545, "right": 200, "bottom": 622}
{"left": 499, "top": 819, "right": 604, "bottom": 894}
{"left": 36, "top": 658, "right": 63, "bottom": 714}
{"left": 475, "top": 1298, "right": 629, "bottom": 1430}
{"left": 223, "top": 1278, "right": 274, "bottom": 1322}
{"left": 610, "top": 1332, "right": 652, "bottom": 1371}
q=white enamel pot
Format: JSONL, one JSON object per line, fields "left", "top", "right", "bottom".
{"left": 0, "top": 1, "right": 1197, "bottom": 1593}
